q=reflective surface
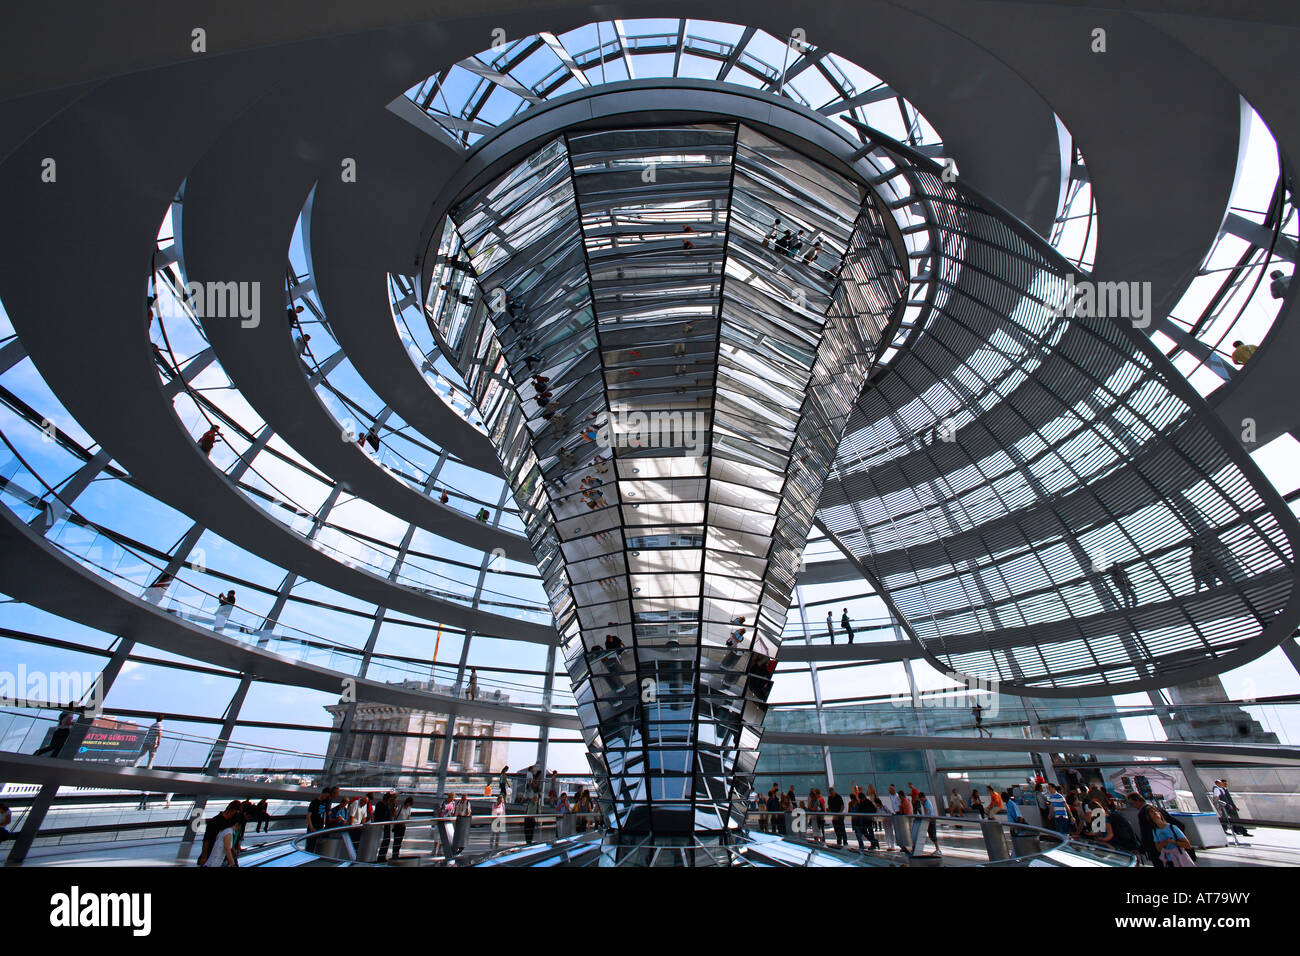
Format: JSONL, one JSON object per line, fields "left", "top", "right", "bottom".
{"left": 435, "top": 122, "right": 905, "bottom": 833}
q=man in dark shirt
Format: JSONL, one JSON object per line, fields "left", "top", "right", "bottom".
{"left": 374, "top": 791, "right": 395, "bottom": 862}
{"left": 306, "top": 785, "right": 333, "bottom": 851}
{"left": 827, "top": 788, "right": 847, "bottom": 847}
{"left": 1126, "top": 792, "right": 1162, "bottom": 867}
{"left": 766, "top": 791, "right": 783, "bottom": 835}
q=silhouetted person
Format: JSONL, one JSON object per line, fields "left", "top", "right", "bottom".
{"left": 1190, "top": 543, "right": 1220, "bottom": 591}
{"left": 840, "top": 608, "right": 854, "bottom": 643}
{"left": 34, "top": 702, "right": 78, "bottom": 758}
{"left": 1109, "top": 564, "right": 1137, "bottom": 607}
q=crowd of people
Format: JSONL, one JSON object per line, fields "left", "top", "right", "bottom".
{"left": 751, "top": 775, "right": 1229, "bottom": 866}
{"left": 304, "top": 786, "right": 416, "bottom": 862}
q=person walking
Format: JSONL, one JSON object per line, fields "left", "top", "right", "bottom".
{"left": 1214, "top": 779, "right": 1250, "bottom": 836}
{"left": 1047, "top": 783, "right": 1071, "bottom": 835}
{"left": 134, "top": 715, "right": 163, "bottom": 768}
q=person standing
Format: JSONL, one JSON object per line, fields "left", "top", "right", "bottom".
{"left": 498, "top": 765, "right": 510, "bottom": 803}
{"left": 1190, "top": 543, "right": 1220, "bottom": 591}
{"left": 374, "top": 791, "right": 395, "bottom": 862}
{"left": 852, "top": 791, "right": 879, "bottom": 850}
{"left": 1047, "top": 783, "right": 1071, "bottom": 835}
{"left": 555, "top": 791, "right": 571, "bottom": 838}
{"left": 213, "top": 590, "right": 235, "bottom": 631}
{"left": 1148, "top": 806, "right": 1196, "bottom": 867}
{"left": 827, "top": 787, "right": 847, "bottom": 848}
{"left": 881, "top": 785, "right": 901, "bottom": 850}
{"left": 490, "top": 794, "right": 506, "bottom": 848}
{"left": 918, "top": 791, "right": 939, "bottom": 853}
{"left": 825, "top": 611, "right": 835, "bottom": 645}
{"left": 1127, "top": 793, "right": 1163, "bottom": 867}
{"left": 1033, "top": 782, "right": 1051, "bottom": 824}
{"left": 523, "top": 789, "right": 539, "bottom": 844}
{"left": 466, "top": 668, "right": 479, "bottom": 701}
{"left": 305, "top": 785, "right": 328, "bottom": 851}
{"left": 1109, "top": 563, "right": 1137, "bottom": 607}
{"left": 840, "top": 608, "right": 854, "bottom": 643}
{"left": 766, "top": 787, "right": 783, "bottom": 835}
{"left": 1005, "top": 791, "right": 1025, "bottom": 834}
{"left": 392, "top": 796, "right": 413, "bottom": 859}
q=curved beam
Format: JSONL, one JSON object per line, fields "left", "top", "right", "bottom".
{"left": 178, "top": 39, "right": 532, "bottom": 560}
{"left": 0, "top": 501, "right": 573, "bottom": 727}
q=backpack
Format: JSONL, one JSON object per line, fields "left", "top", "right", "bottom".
{"left": 1107, "top": 812, "right": 1139, "bottom": 852}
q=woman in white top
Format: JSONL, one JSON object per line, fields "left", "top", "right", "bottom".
{"left": 204, "top": 825, "right": 237, "bottom": 867}
{"left": 490, "top": 795, "right": 506, "bottom": 848}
